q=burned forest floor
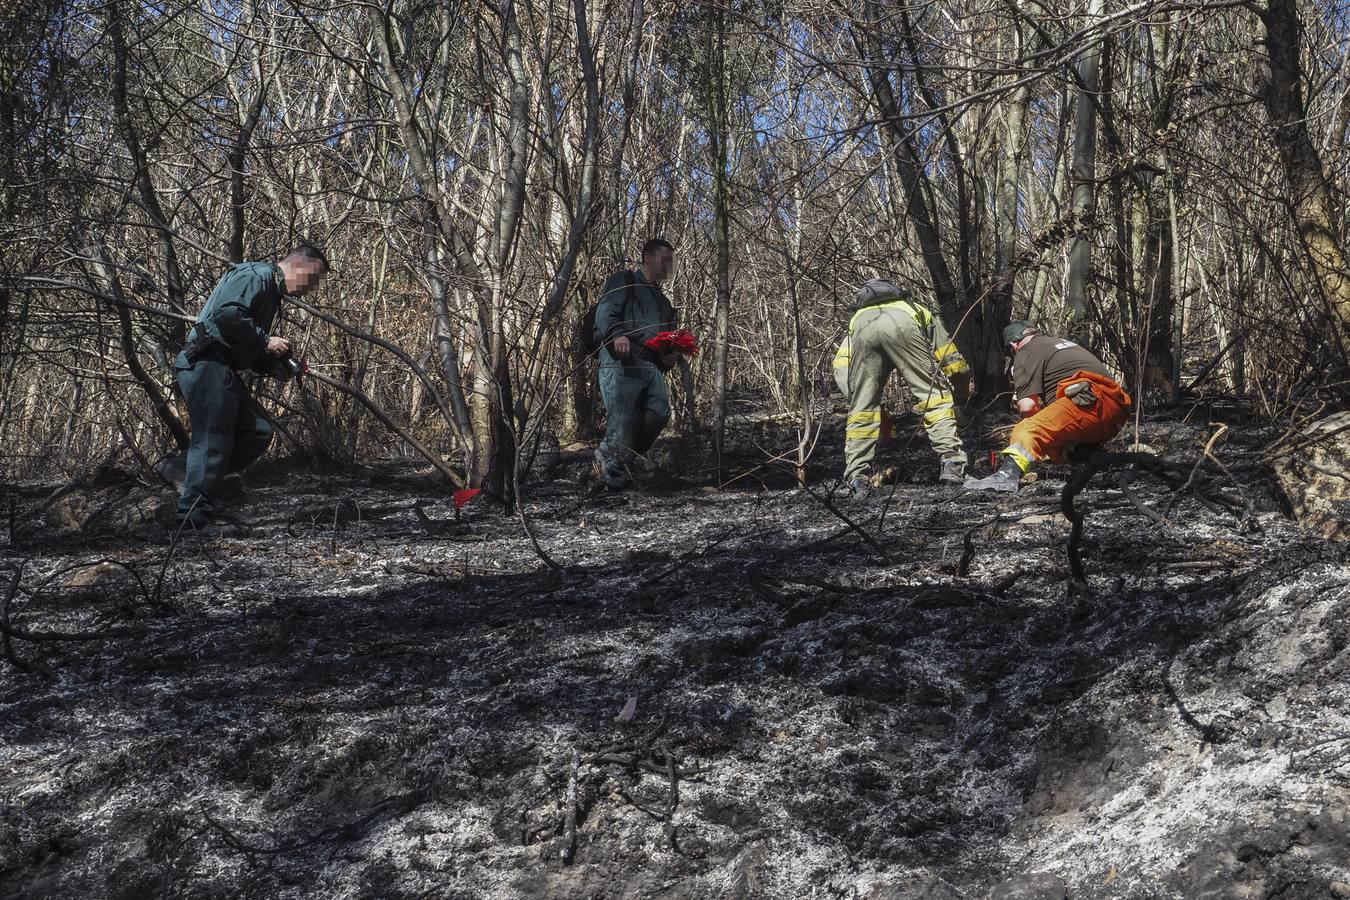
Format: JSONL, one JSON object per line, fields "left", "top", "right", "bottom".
{"left": 2, "top": 405, "right": 1349, "bottom": 900}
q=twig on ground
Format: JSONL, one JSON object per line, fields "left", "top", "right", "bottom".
{"left": 1063, "top": 450, "right": 1181, "bottom": 592}
{"left": 958, "top": 514, "right": 1001, "bottom": 577}
{"left": 663, "top": 745, "right": 679, "bottom": 851}
{"left": 794, "top": 482, "right": 890, "bottom": 562}
{"left": 1115, "top": 467, "right": 1165, "bottom": 526}
{"left": 642, "top": 530, "right": 736, "bottom": 586}
{"left": 204, "top": 790, "right": 424, "bottom": 863}
{"left": 153, "top": 497, "right": 197, "bottom": 605}
{"left": 1, "top": 563, "right": 32, "bottom": 672}
{"left": 561, "top": 748, "right": 580, "bottom": 864}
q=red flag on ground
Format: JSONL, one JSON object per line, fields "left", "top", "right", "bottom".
{"left": 453, "top": 488, "right": 481, "bottom": 512}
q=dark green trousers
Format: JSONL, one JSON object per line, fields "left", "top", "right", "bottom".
{"left": 175, "top": 352, "right": 272, "bottom": 523}
{"left": 596, "top": 350, "right": 670, "bottom": 486}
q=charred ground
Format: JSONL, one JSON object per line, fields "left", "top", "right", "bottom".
{"left": 2, "top": 410, "right": 1348, "bottom": 899}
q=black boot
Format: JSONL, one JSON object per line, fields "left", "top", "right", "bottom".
{"left": 963, "top": 457, "right": 1024, "bottom": 493}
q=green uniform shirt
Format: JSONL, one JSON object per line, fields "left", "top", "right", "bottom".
{"left": 189, "top": 262, "right": 285, "bottom": 372}
{"left": 1012, "top": 334, "right": 1110, "bottom": 403}
{"left": 595, "top": 269, "right": 677, "bottom": 349}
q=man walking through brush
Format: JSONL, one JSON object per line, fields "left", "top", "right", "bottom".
{"left": 592, "top": 238, "right": 681, "bottom": 490}
{"left": 964, "top": 320, "right": 1131, "bottom": 493}
{"left": 174, "top": 245, "right": 329, "bottom": 534}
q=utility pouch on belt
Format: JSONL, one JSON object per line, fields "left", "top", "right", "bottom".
{"left": 182, "top": 330, "right": 218, "bottom": 363}
{"left": 1065, "top": 381, "right": 1096, "bottom": 407}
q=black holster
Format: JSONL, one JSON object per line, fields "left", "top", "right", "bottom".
{"left": 183, "top": 331, "right": 219, "bottom": 363}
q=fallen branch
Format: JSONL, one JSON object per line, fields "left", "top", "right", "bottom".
{"left": 204, "top": 789, "right": 424, "bottom": 862}
{"left": 1, "top": 564, "right": 29, "bottom": 672}
{"left": 795, "top": 482, "right": 890, "bottom": 562}
{"left": 1063, "top": 450, "right": 1177, "bottom": 592}
{"left": 663, "top": 745, "right": 679, "bottom": 851}
{"left": 958, "top": 514, "right": 1001, "bottom": 577}
{"left": 304, "top": 369, "right": 465, "bottom": 488}
{"left": 561, "top": 749, "right": 580, "bottom": 864}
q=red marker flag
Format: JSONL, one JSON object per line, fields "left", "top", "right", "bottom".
{"left": 642, "top": 329, "right": 699, "bottom": 357}
{"left": 453, "top": 488, "right": 481, "bottom": 511}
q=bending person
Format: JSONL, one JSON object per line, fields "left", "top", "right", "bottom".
{"left": 841, "top": 278, "right": 970, "bottom": 494}
{"left": 965, "top": 320, "right": 1131, "bottom": 493}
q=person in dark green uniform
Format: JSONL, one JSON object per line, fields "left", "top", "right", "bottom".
{"left": 175, "top": 245, "right": 329, "bottom": 532}
{"left": 592, "top": 238, "right": 679, "bottom": 490}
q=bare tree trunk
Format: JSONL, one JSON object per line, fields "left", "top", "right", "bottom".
{"left": 428, "top": 234, "right": 475, "bottom": 447}
{"left": 1029, "top": 84, "right": 1071, "bottom": 319}
{"left": 229, "top": 49, "right": 266, "bottom": 263}
{"left": 706, "top": 3, "right": 732, "bottom": 476}
{"left": 368, "top": 4, "right": 493, "bottom": 485}
{"left": 522, "top": 0, "right": 602, "bottom": 408}
{"left": 1260, "top": 0, "right": 1350, "bottom": 343}
{"left": 107, "top": 7, "right": 187, "bottom": 343}
{"left": 1066, "top": 0, "right": 1105, "bottom": 324}
{"left": 90, "top": 243, "right": 189, "bottom": 450}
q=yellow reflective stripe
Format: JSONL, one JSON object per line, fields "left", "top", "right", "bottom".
{"left": 846, "top": 427, "right": 881, "bottom": 439}
{"left": 942, "top": 360, "right": 969, "bottom": 376}
{"left": 847, "top": 410, "right": 882, "bottom": 423}
{"left": 833, "top": 358, "right": 850, "bottom": 368}
{"left": 933, "top": 341, "right": 959, "bottom": 361}
{"left": 1002, "top": 443, "right": 1035, "bottom": 470}
{"left": 848, "top": 299, "right": 931, "bottom": 331}
{"left": 914, "top": 392, "right": 954, "bottom": 412}
{"left": 923, "top": 408, "right": 956, "bottom": 425}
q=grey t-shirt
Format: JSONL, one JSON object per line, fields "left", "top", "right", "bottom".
{"left": 1012, "top": 334, "right": 1110, "bottom": 402}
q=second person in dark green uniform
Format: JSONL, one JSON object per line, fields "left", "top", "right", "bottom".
{"left": 175, "top": 245, "right": 329, "bottom": 533}
{"left": 592, "top": 238, "right": 680, "bottom": 490}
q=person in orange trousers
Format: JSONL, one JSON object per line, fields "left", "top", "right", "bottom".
{"left": 965, "top": 320, "right": 1131, "bottom": 492}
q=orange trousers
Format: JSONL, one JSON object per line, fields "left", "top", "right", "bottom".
{"left": 1008, "top": 370, "right": 1131, "bottom": 464}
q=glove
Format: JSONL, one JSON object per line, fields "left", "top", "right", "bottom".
{"left": 273, "top": 354, "right": 308, "bottom": 380}
{"left": 1065, "top": 381, "right": 1096, "bottom": 407}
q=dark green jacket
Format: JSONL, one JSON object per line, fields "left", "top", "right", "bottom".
{"left": 594, "top": 269, "right": 676, "bottom": 349}
{"left": 189, "top": 262, "right": 285, "bottom": 372}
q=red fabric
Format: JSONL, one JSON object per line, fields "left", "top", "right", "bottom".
{"left": 1010, "top": 370, "right": 1131, "bottom": 463}
{"left": 643, "top": 330, "right": 699, "bottom": 356}
{"left": 453, "top": 488, "right": 481, "bottom": 511}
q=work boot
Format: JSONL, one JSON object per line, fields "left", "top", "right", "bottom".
{"left": 193, "top": 521, "right": 242, "bottom": 539}
{"left": 176, "top": 514, "right": 242, "bottom": 539}
{"left": 938, "top": 457, "right": 966, "bottom": 484}
{"left": 592, "top": 448, "right": 626, "bottom": 491}
{"left": 846, "top": 475, "right": 874, "bottom": 498}
{"left": 220, "top": 472, "right": 245, "bottom": 500}
{"left": 963, "top": 457, "right": 1023, "bottom": 493}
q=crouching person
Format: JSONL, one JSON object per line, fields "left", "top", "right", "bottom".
{"left": 175, "top": 245, "right": 328, "bottom": 533}
{"left": 841, "top": 278, "right": 970, "bottom": 494}
{"left": 593, "top": 238, "right": 679, "bottom": 490}
{"left": 965, "top": 320, "right": 1131, "bottom": 493}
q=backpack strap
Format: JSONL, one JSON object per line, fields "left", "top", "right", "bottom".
{"left": 613, "top": 270, "right": 636, "bottom": 344}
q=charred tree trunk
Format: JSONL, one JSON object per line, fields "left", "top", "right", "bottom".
{"left": 228, "top": 55, "right": 266, "bottom": 264}
{"left": 1066, "top": 0, "right": 1104, "bottom": 325}
{"left": 1259, "top": 0, "right": 1350, "bottom": 345}
{"left": 89, "top": 244, "right": 189, "bottom": 451}
{"left": 107, "top": 7, "right": 187, "bottom": 343}
{"left": 706, "top": 4, "right": 732, "bottom": 476}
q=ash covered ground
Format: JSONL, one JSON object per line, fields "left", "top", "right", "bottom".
{"left": 2, "top": 409, "right": 1348, "bottom": 899}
